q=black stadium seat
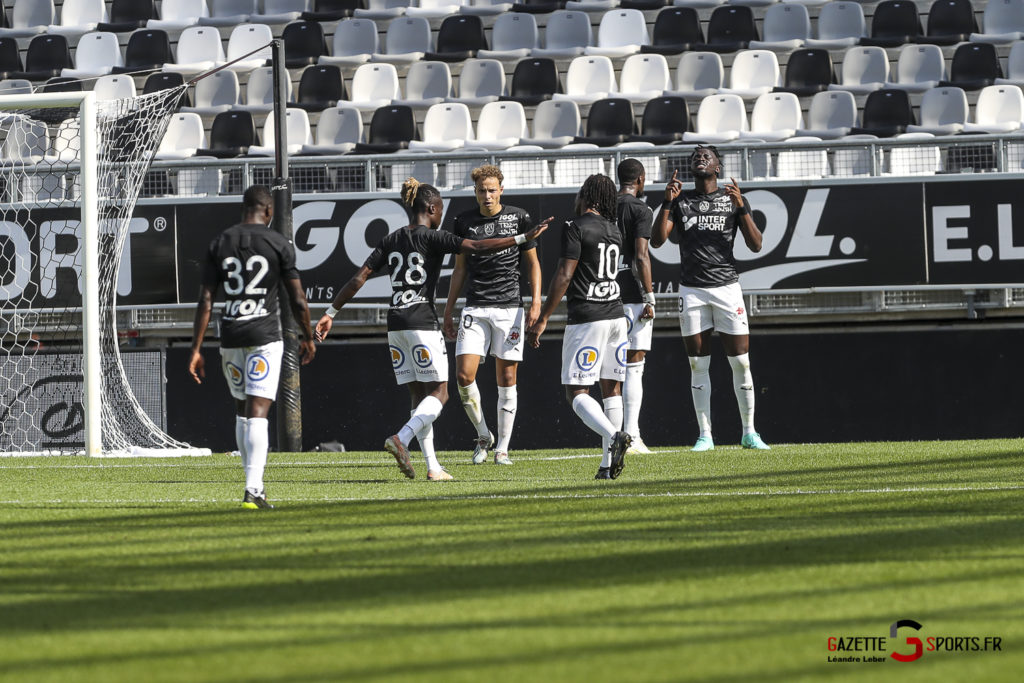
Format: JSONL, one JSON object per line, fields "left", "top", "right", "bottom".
{"left": 917, "top": 0, "right": 978, "bottom": 45}
{"left": 774, "top": 49, "right": 835, "bottom": 97}
{"left": 111, "top": 29, "right": 173, "bottom": 74}
{"left": 15, "top": 34, "right": 72, "bottom": 81}
{"left": 620, "top": 0, "right": 669, "bottom": 10}
{"left": 860, "top": 0, "right": 923, "bottom": 48}
{"left": 851, "top": 88, "right": 916, "bottom": 137}
{"left": 501, "top": 58, "right": 560, "bottom": 106}
{"left": 196, "top": 110, "right": 259, "bottom": 158}
{"left": 629, "top": 96, "right": 688, "bottom": 145}
{"left": 282, "top": 20, "right": 328, "bottom": 68}
{"left": 699, "top": 6, "right": 759, "bottom": 53}
{"left": 99, "top": 0, "right": 158, "bottom": 32}
{"left": 0, "top": 38, "right": 23, "bottom": 78}
{"left": 293, "top": 64, "right": 346, "bottom": 112}
{"left": 425, "top": 16, "right": 488, "bottom": 62}
{"left": 940, "top": 42, "right": 1003, "bottom": 90}
{"left": 641, "top": 7, "right": 703, "bottom": 56}
{"left": 574, "top": 97, "right": 636, "bottom": 147}
{"left": 353, "top": 106, "right": 418, "bottom": 154}
{"left": 143, "top": 71, "right": 192, "bottom": 108}
{"left": 302, "top": 0, "right": 363, "bottom": 22}
{"left": 511, "top": 0, "right": 565, "bottom": 14}
{"left": 41, "top": 77, "right": 82, "bottom": 93}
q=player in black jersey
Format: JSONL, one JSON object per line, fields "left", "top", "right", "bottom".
{"left": 615, "top": 159, "right": 656, "bottom": 456}
{"left": 315, "top": 178, "right": 550, "bottom": 481}
{"left": 527, "top": 174, "right": 632, "bottom": 480}
{"left": 652, "top": 145, "right": 770, "bottom": 452}
{"left": 442, "top": 165, "right": 544, "bottom": 466}
{"left": 188, "top": 185, "right": 317, "bottom": 510}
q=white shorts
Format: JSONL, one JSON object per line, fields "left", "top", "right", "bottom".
{"left": 561, "top": 317, "right": 628, "bottom": 386}
{"left": 220, "top": 340, "right": 283, "bottom": 401}
{"left": 622, "top": 303, "right": 653, "bottom": 352}
{"left": 388, "top": 329, "right": 448, "bottom": 385}
{"left": 455, "top": 306, "right": 525, "bottom": 362}
{"left": 678, "top": 282, "right": 750, "bottom": 337}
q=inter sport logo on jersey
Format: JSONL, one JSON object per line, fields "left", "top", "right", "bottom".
{"left": 412, "top": 345, "right": 433, "bottom": 368}
{"left": 575, "top": 347, "right": 599, "bottom": 372}
{"left": 247, "top": 355, "right": 270, "bottom": 381}
{"left": 226, "top": 362, "right": 243, "bottom": 389}
{"left": 390, "top": 345, "right": 405, "bottom": 369}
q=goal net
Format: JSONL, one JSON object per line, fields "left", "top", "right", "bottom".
{"left": 0, "top": 88, "right": 209, "bottom": 457}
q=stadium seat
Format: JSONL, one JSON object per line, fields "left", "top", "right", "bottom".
{"left": 92, "top": 74, "right": 137, "bottom": 101}
{"left": 618, "top": 54, "right": 670, "bottom": 103}
{"left": 501, "top": 58, "right": 560, "bottom": 105}
{"left": 0, "top": 78, "right": 32, "bottom": 95}
{"left": 683, "top": 93, "right": 748, "bottom": 142}
{"left": 356, "top": 0, "right": 412, "bottom": 20}
{"left": 553, "top": 55, "right": 616, "bottom": 105}
{"left": 320, "top": 19, "right": 378, "bottom": 66}
{"left": 511, "top": 0, "right": 566, "bottom": 13}
{"left": 565, "top": 0, "right": 619, "bottom": 11}
{"left": 552, "top": 143, "right": 606, "bottom": 185}
{"left": 629, "top": 96, "right": 689, "bottom": 144}
{"left": 774, "top": 48, "right": 834, "bottom": 96}
{"left": 250, "top": 108, "right": 313, "bottom": 155}
{"left": 797, "top": 90, "right": 857, "bottom": 138}
{"left": 282, "top": 21, "right": 328, "bottom": 68}
{"left": 182, "top": 70, "right": 240, "bottom": 116}
{"left": 750, "top": 3, "right": 810, "bottom": 51}
{"left": 699, "top": 6, "right": 759, "bottom": 53}
{"left": 775, "top": 138, "right": 828, "bottom": 179}
{"left": 165, "top": 27, "right": 225, "bottom": 76}
{"left": 47, "top": 0, "right": 108, "bottom": 37}
{"left": 196, "top": 110, "right": 258, "bottom": 157}
{"left": 673, "top": 0, "right": 726, "bottom": 9}
{"left": 143, "top": 71, "right": 191, "bottom": 107}
{"left": 250, "top": 0, "right": 310, "bottom": 27}
{"left": 0, "top": 0, "right": 52, "bottom": 39}
{"left": 664, "top": 51, "right": 723, "bottom": 100}
{"left": 496, "top": 145, "right": 550, "bottom": 188}
{"left": 585, "top": 9, "right": 650, "bottom": 58}
{"left": 349, "top": 62, "right": 401, "bottom": 111}
{"left": 475, "top": 101, "right": 528, "bottom": 149}
{"left": 47, "top": 118, "right": 83, "bottom": 163}
{"left": 521, "top": 99, "right": 580, "bottom": 147}
{"left": 829, "top": 45, "right": 889, "bottom": 94}
{"left": 461, "top": 0, "right": 516, "bottom": 17}
{"left": 996, "top": 41, "right": 1024, "bottom": 87}
{"left": 479, "top": 13, "right": 538, "bottom": 61}
{"left": 372, "top": 16, "right": 431, "bottom": 64}
{"left": 41, "top": 77, "right": 82, "bottom": 93}
{"left": 225, "top": 24, "right": 275, "bottom": 73}
{"left": 805, "top": 2, "right": 864, "bottom": 50}
{"left": 408, "top": 102, "right": 472, "bottom": 151}
{"left": 99, "top": 0, "right": 157, "bottom": 32}
{"left": 148, "top": 0, "right": 209, "bottom": 31}
{"left": 620, "top": 0, "right": 670, "bottom": 9}
{"left": 574, "top": 97, "right": 635, "bottom": 146}
{"left": 393, "top": 61, "right": 452, "bottom": 108}
{"left": 425, "top": 15, "right": 488, "bottom": 62}
{"left": 200, "top": 0, "right": 257, "bottom": 28}
{"left": 0, "top": 38, "right": 23, "bottom": 78}
{"left": 963, "top": 84, "right": 1024, "bottom": 133}
{"left": 640, "top": 7, "right": 703, "bottom": 55}
{"left": 61, "top": 31, "right": 122, "bottom": 79}
{"left": 156, "top": 112, "right": 206, "bottom": 159}
{"left": 918, "top": 0, "right": 977, "bottom": 45}
{"left": 860, "top": 0, "right": 922, "bottom": 48}
{"left": 532, "top": 11, "right": 592, "bottom": 58}
{"left": 720, "top": 50, "right": 780, "bottom": 99}
{"left": 889, "top": 132, "right": 941, "bottom": 175}
{"left": 850, "top": 88, "right": 915, "bottom": 137}
{"left": 294, "top": 65, "right": 347, "bottom": 112}
{"left": 889, "top": 44, "right": 945, "bottom": 93}
{"left": 448, "top": 59, "right": 505, "bottom": 105}
{"left": 906, "top": 86, "right": 968, "bottom": 135}
{"left": 303, "top": 0, "right": 362, "bottom": 21}
{"left": 407, "top": 0, "right": 468, "bottom": 19}
{"left": 742, "top": 91, "right": 803, "bottom": 141}
{"left": 111, "top": 29, "right": 173, "bottom": 75}
{"left": 237, "top": 66, "right": 289, "bottom": 113}
{"left": 298, "top": 105, "right": 363, "bottom": 154}
{"left": 940, "top": 43, "right": 1003, "bottom": 91}
{"left": 15, "top": 35, "right": 73, "bottom": 82}
{"left": 970, "top": 0, "right": 1024, "bottom": 44}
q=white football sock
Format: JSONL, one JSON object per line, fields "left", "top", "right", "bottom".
{"left": 689, "top": 356, "right": 712, "bottom": 438}
{"left": 571, "top": 393, "right": 616, "bottom": 441}
{"left": 728, "top": 353, "right": 756, "bottom": 435}
{"left": 600, "top": 395, "right": 623, "bottom": 468}
{"left": 398, "top": 395, "right": 444, "bottom": 446}
{"left": 411, "top": 410, "right": 440, "bottom": 471}
{"left": 495, "top": 385, "right": 517, "bottom": 453}
{"left": 622, "top": 361, "right": 645, "bottom": 439}
{"left": 243, "top": 417, "right": 269, "bottom": 496}
{"left": 235, "top": 416, "right": 249, "bottom": 470}
{"left": 457, "top": 381, "right": 490, "bottom": 439}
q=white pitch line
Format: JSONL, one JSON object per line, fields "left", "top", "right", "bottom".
{"left": 1, "top": 484, "right": 1022, "bottom": 505}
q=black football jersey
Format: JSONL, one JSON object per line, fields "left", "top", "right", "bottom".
{"left": 364, "top": 225, "right": 464, "bottom": 331}
{"left": 450, "top": 205, "right": 536, "bottom": 308}
{"left": 615, "top": 193, "right": 654, "bottom": 304}
{"left": 670, "top": 188, "right": 754, "bottom": 288}
{"left": 202, "top": 223, "right": 299, "bottom": 349}
{"left": 560, "top": 213, "right": 624, "bottom": 325}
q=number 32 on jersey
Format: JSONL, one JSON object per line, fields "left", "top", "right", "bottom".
{"left": 221, "top": 255, "right": 269, "bottom": 319}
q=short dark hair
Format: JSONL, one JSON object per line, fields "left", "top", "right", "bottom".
{"left": 691, "top": 145, "right": 723, "bottom": 175}
{"left": 576, "top": 174, "right": 618, "bottom": 222}
{"left": 400, "top": 177, "right": 442, "bottom": 216}
{"left": 617, "top": 158, "right": 645, "bottom": 185}
{"left": 242, "top": 185, "right": 273, "bottom": 211}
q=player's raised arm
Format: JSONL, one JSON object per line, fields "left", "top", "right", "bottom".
{"left": 651, "top": 169, "right": 681, "bottom": 248}
{"left": 460, "top": 216, "right": 553, "bottom": 254}
{"left": 726, "top": 177, "right": 762, "bottom": 253}
{"left": 316, "top": 264, "right": 374, "bottom": 342}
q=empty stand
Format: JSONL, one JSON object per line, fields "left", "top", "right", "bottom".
{"left": 851, "top": 88, "right": 915, "bottom": 137}
{"left": 373, "top": 16, "right": 431, "bottom": 64}
{"left": 907, "top": 86, "right": 968, "bottom": 135}
{"left": 394, "top": 61, "right": 452, "bottom": 107}
{"left": 196, "top": 110, "right": 258, "bottom": 158}
{"left": 890, "top": 44, "right": 945, "bottom": 93}
{"left": 166, "top": 26, "right": 226, "bottom": 75}
{"left": 742, "top": 91, "right": 803, "bottom": 141}
{"left": 941, "top": 42, "right": 1003, "bottom": 90}
{"left": 860, "top": 0, "right": 922, "bottom": 48}
{"left": 630, "top": 96, "right": 689, "bottom": 144}
{"left": 321, "top": 18, "right": 378, "bottom": 66}
{"left": 225, "top": 23, "right": 275, "bottom": 73}
{"left": 294, "top": 65, "right": 347, "bottom": 112}
{"left": 575, "top": 97, "right": 635, "bottom": 146}
{"left": 797, "top": 89, "right": 857, "bottom": 138}
{"left": 502, "top": 58, "right": 560, "bottom": 105}
{"left": 409, "top": 102, "right": 473, "bottom": 151}
{"left": 585, "top": 9, "right": 650, "bottom": 58}
{"left": 553, "top": 55, "right": 616, "bottom": 105}
{"left": 701, "top": 6, "right": 758, "bottom": 53}
{"left": 93, "top": 74, "right": 137, "bottom": 101}
{"left": 641, "top": 7, "right": 703, "bottom": 55}
{"left": 426, "top": 15, "right": 488, "bottom": 61}
{"left": 665, "top": 51, "right": 724, "bottom": 100}
{"left": 183, "top": 70, "right": 240, "bottom": 116}
{"left": 349, "top": 62, "right": 401, "bottom": 111}
{"left": 449, "top": 59, "right": 505, "bottom": 105}
{"left": 63, "top": 32, "right": 123, "bottom": 80}
{"left": 683, "top": 93, "right": 748, "bottom": 142}
{"left": 475, "top": 101, "right": 528, "bottom": 149}
{"left": 112, "top": 29, "right": 173, "bottom": 74}
{"left": 100, "top": 0, "right": 158, "bottom": 32}
{"left": 964, "top": 84, "right": 1024, "bottom": 133}
{"left": 618, "top": 54, "right": 671, "bottom": 103}
{"left": 521, "top": 99, "right": 580, "bottom": 147}
{"left": 533, "top": 10, "right": 591, "bottom": 58}
{"left": 201, "top": 0, "right": 257, "bottom": 28}
{"left": 721, "top": 50, "right": 780, "bottom": 99}
{"left": 479, "top": 13, "right": 538, "bottom": 60}
{"left": 750, "top": 3, "right": 810, "bottom": 51}
{"left": 919, "top": 0, "right": 978, "bottom": 45}
{"left": 148, "top": 0, "right": 209, "bottom": 31}
{"left": 299, "top": 106, "right": 364, "bottom": 154}
{"left": 805, "top": 2, "right": 864, "bottom": 50}
{"left": 830, "top": 45, "right": 889, "bottom": 94}
{"left": 282, "top": 20, "right": 328, "bottom": 68}
{"left": 775, "top": 48, "right": 834, "bottom": 96}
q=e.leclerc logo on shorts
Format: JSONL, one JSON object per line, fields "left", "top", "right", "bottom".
{"left": 412, "top": 345, "right": 433, "bottom": 368}
{"left": 390, "top": 345, "right": 405, "bottom": 369}
{"left": 826, "top": 619, "right": 1003, "bottom": 664}
{"left": 616, "top": 342, "right": 628, "bottom": 367}
{"left": 246, "top": 355, "right": 270, "bottom": 381}
{"left": 226, "top": 362, "right": 243, "bottom": 388}
{"left": 575, "top": 347, "right": 599, "bottom": 372}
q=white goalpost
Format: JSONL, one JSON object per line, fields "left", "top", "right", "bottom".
{"left": 0, "top": 88, "right": 209, "bottom": 457}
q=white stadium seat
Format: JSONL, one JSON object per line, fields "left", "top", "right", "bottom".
{"left": 907, "top": 87, "right": 968, "bottom": 135}
{"left": 963, "top": 84, "right": 1024, "bottom": 133}
{"left": 299, "top": 106, "right": 364, "bottom": 155}
{"left": 320, "top": 19, "right": 378, "bottom": 67}
{"left": 720, "top": 50, "right": 781, "bottom": 99}
{"left": 199, "top": 0, "right": 257, "bottom": 28}
{"left": 890, "top": 44, "right": 945, "bottom": 93}
{"left": 553, "top": 55, "right": 616, "bottom": 105}
{"left": 148, "top": 0, "right": 209, "bottom": 31}
{"left": 478, "top": 13, "right": 538, "bottom": 61}
{"left": 47, "top": 0, "right": 108, "bottom": 37}
{"left": 62, "top": 32, "right": 122, "bottom": 79}
{"left": 585, "top": 9, "right": 650, "bottom": 58}
{"left": 224, "top": 24, "right": 274, "bottom": 73}
{"left": 372, "top": 16, "right": 431, "bottom": 64}
{"left": 249, "top": 108, "right": 313, "bottom": 156}
{"left": 448, "top": 59, "right": 505, "bottom": 106}
{"left": 741, "top": 91, "right": 803, "bottom": 141}
{"left": 498, "top": 145, "right": 551, "bottom": 187}
{"left": 93, "top": 74, "right": 137, "bottom": 101}
{"left": 618, "top": 54, "right": 671, "bottom": 104}
{"left": 407, "top": 0, "right": 468, "bottom": 19}
{"left": 183, "top": 70, "right": 240, "bottom": 116}
{"left": 750, "top": 3, "right": 810, "bottom": 51}
{"left": 409, "top": 102, "right": 474, "bottom": 152}
{"left": 797, "top": 90, "right": 858, "bottom": 138}
{"left": 683, "top": 93, "right": 748, "bottom": 142}
{"left": 165, "top": 26, "right": 226, "bottom": 76}
{"left": 664, "top": 52, "right": 724, "bottom": 101}
{"left": 0, "top": 0, "right": 53, "bottom": 38}
{"left": 521, "top": 99, "right": 581, "bottom": 148}
{"left": 156, "top": 112, "right": 207, "bottom": 160}
{"left": 532, "top": 11, "right": 592, "bottom": 59}
{"left": 393, "top": 61, "right": 452, "bottom": 108}
{"left": 237, "top": 66, "right": 291, "bottom": 113}
{"left": 349, "top": 63, "right": 401, "bottom": 112}
{"left": 805, "top": 1, "right": 864, "bottom": 50}
{"left": 830, "top": 46, "right": 889, "bottom": 95}
{"left": 970, "top": 0, "right": 1024, "bottom": 44}
{"left": 475, "top": 101, "right": 528, "bottom": 150}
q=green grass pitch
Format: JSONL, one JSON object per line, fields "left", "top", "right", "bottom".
{"left": 2, "top": 440, "right": 1023, "bottom": 682}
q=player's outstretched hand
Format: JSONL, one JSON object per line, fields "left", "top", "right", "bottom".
{"left": 299, "top": 339, "right": 316, "bottom": 365}
{"left": 525, "top": 216, "right": 554, "bottom": 242}
{"left": 725, "top": 177, "right": 743, "bottom": 207}
{"left": 314, "top": 315, "right": 333, "bottom": 342}
{"left": 665, "top": 169, "right": 683, "bottom": 203}
{"left": 442, "top": 314, "right": 457, "bottom": 342}
{"left": 526, "top": 319, "right": 547, "bottom": 348}
{"left": 641, "top": 303, "right": 655, "bottom": 321}
{"left": 188, "top": 350, "right": 204, "bottom": 385}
